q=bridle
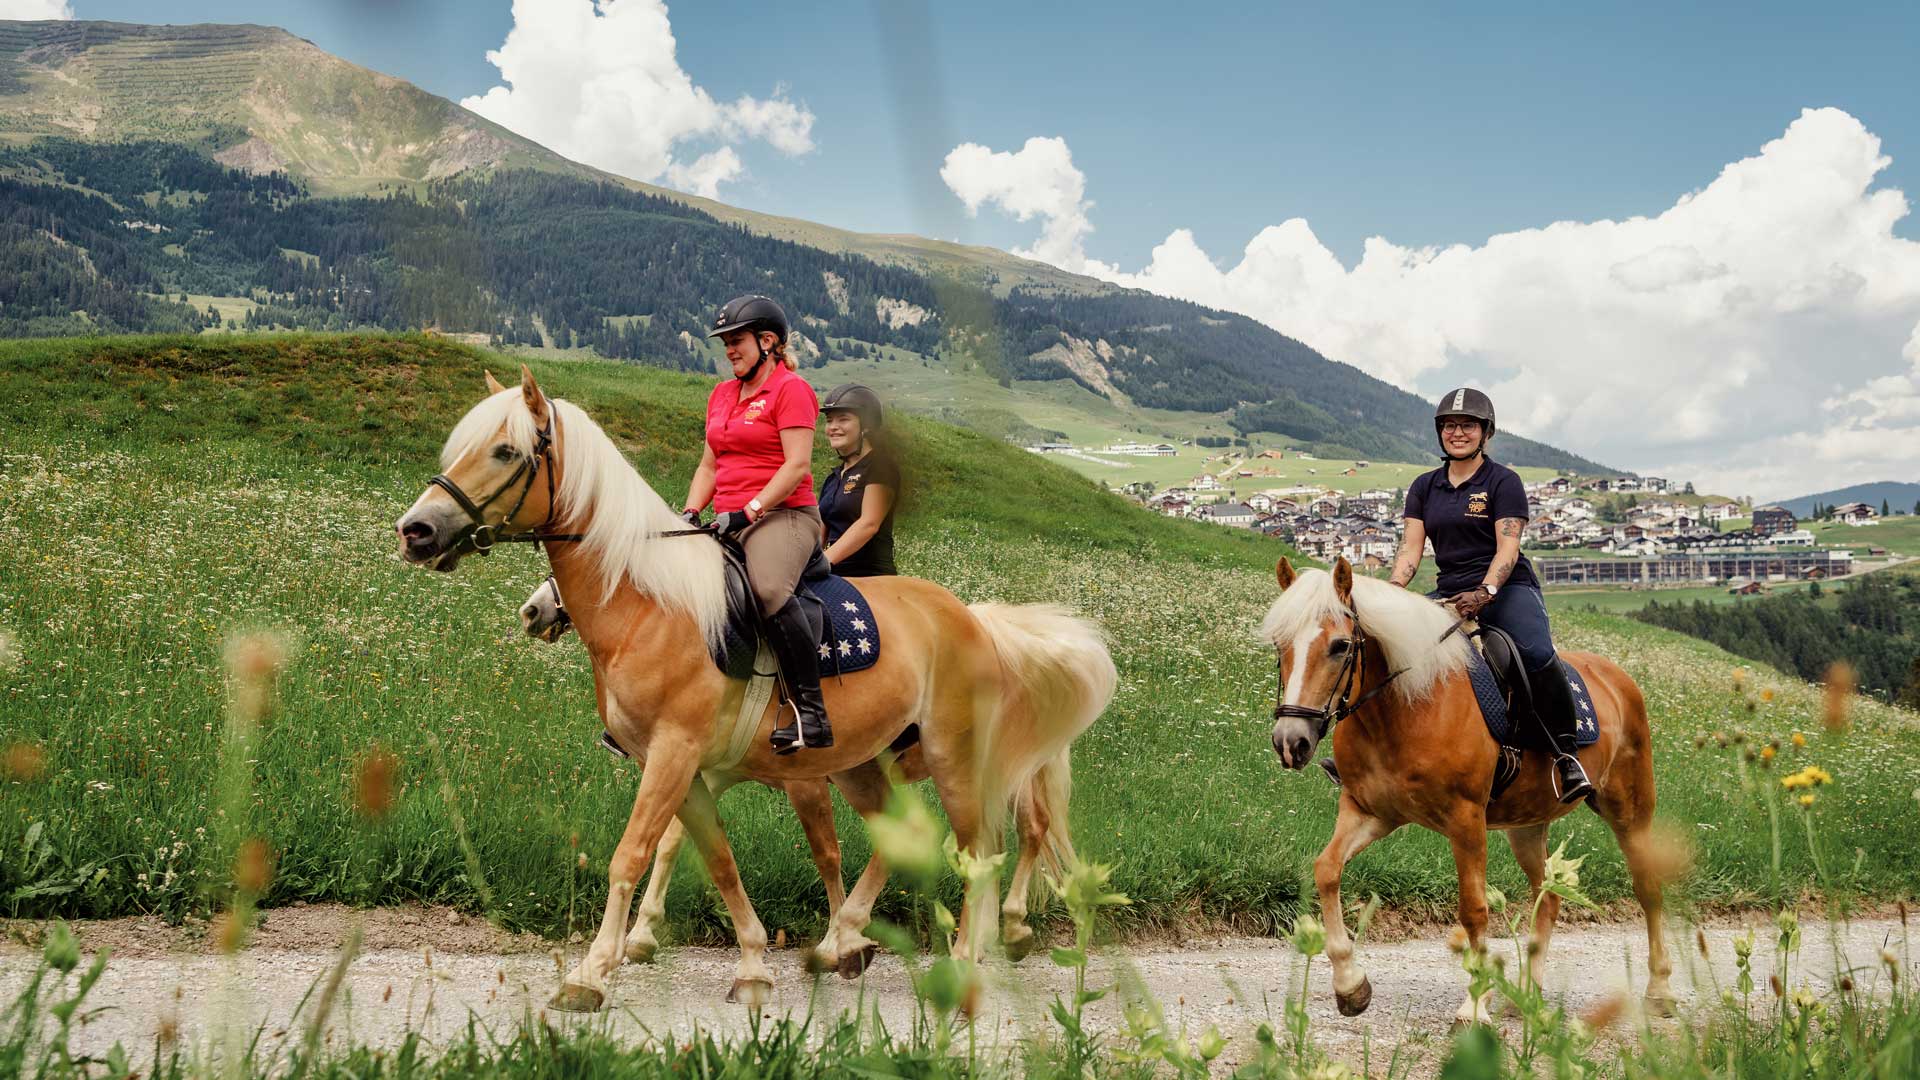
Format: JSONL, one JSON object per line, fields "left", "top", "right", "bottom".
{"left": 426, "top": 408, "right": 582, "bottom": 560}
{"left": 1272, "top": 604, "right": 1406, "bottom": 742}
{"left": 423, "top": 401, "right": 709, "bottom": 566}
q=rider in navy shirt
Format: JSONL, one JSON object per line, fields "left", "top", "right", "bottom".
{"left": 816, "top": 384, "right": 899, "bottom": 577}
{"left": 1388, "top": 388, "right": 1594, "bottom": 804}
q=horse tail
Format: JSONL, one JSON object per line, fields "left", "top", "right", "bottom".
{"left": 966, "top": 602, "right": 1116, "bottom": 851}
{"left": 1019, "top": 747, "right": 1077, "bottom": 892}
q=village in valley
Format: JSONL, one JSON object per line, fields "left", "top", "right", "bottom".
{"left": 1031, "top": 440, "right": 1907, "bottom": 593}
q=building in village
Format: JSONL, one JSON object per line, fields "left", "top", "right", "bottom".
{"left": 1751, "top": 506, "right": 1798, "bottom": 535}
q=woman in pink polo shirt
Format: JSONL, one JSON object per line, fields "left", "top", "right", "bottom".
{"left": 681, "top": 295, "right": 831, "bottom": 753}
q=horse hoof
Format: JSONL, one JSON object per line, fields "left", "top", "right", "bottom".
{"left": 548, "top": 983, "right": 605, "bottom": 1013}
{"left": 726, "top": 977, "right": 774, "bottom": 1007}
{"left": 625, "top": 939, "right": 658, "bottom": 965}
{"left": 805, "top": 947, "right": 835, "bottom": 975}
{"left": 1004, "top": 926, "right": 1036, "bottom": 963}
{"left": 837, "top": 944, "right": 878, "bottom": 980}
{"left": 1335, "top": 976, "right": 1373, "bottom": 1017}
{"left": 1643, "top": 991, "right": 1677, "bottom": 1018}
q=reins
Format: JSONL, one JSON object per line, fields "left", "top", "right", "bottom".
{"left": 428, "top": 406, "right": 707, "bottom": 562}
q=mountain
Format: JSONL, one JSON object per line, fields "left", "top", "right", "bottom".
{"left": 1776, "top": 482, "right": 1920, "bottom": 517}
{"left": 0, "top": 18, "right": 1611, "bottom": 473}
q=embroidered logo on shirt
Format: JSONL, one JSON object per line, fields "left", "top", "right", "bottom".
{"left": 742, "top": 398, "right": 768, "bottom": 424}
{"left": 842, "top": 471, "right": 861, "bottom": 495}
{"left": 1465, "top": 491, "right": 1490, "bottom": 517}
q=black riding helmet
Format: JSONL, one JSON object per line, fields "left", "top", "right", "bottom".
{"left": 820, "top": 383, "right": 884, "bottom": 432}
{"left": 707, "top": 295, "right": 790, "bottom": 381}
{"left": 1434, "top": 387, "right": 1496, "bottom": 460}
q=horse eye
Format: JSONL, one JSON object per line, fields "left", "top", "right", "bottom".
{"left": 1327, "top": 639, "right": 1351, "bottom": 655}
{"left": 492, "top": 445, "right": 517, "bottom": 461}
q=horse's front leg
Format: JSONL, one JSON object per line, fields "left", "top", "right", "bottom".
{"left": 622, "top": 817, "right": 684, "bottom": 964}
{"left": 1316, "top": 797, "right": 1394, "bottom": 1016}
{"left": 552, "top": 735, "right": 701, "bottom": 1012}
{"left": 674, "top": 772, "right": 776, "bottom": 1005}
{"left": 1447, "top": 813, "right": 1495, "bottom": 1026}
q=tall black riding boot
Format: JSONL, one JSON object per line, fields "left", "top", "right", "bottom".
{"left": 764, "top": 596, "right": 833, "bottom": 755}
{"left": 1531, "top": 663, "right": 1594, "bottom": 804}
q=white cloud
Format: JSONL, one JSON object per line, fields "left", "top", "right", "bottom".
{"left": 953, "top": 110, "right": 1920, "bottom": 500}
{"left": 940, "top": 137, "right": 1099, "bottom": 271}
{"left": 1, "top": 0, "right": 74, "bottom": 18}
{"left": 460, "top": 0, "right": 814, "bottom": 198}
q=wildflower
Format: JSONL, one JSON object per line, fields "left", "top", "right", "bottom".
{"left": 866, "top": 789, "right": 945, "bottom": 883}
{"left": 1761, "top": 688, "right": 1775, "bottom": 703}
{"left": 2, "top": 742, "right": 46, "bottom": 782}
{"left": 1822, "top": 661, "right": 1855, "bottom": 733}
{"left": 1290, "top": 914, "right": 1326, "bottom": 957}
{"left": 1791, "top": 732, "right": 1806, "bottom": 748}
{"left": 1799, "top": 793, "right": 1816, "bottom": 807}
{"left": 354, "top": 747, "right": 399, "bottom": 819}
{"left": 43, "top": 921, "right": 79, "bottom": 973}
{"left": 234, "top": 838, "right": 273, "bottom": 894}
{"left": 1759, "top": 746, "right": 1776, "bottom": 763}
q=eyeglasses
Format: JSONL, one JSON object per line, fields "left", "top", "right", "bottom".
{"left": 1439, "top": 421, "right": 1482, "bottom": 434}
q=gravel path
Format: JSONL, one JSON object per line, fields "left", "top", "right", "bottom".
{"left": 3, "top": 906, "right": 1907, "bottom": 1074}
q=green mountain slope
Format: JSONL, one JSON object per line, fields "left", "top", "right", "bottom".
{"left": 0, "top": 18, "right": 1612, "bottom": 474}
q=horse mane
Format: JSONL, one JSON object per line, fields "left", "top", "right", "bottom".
{"left": 442, "top": 390, "right": 726, "bottom": 649}
{"left": 1258, "top": 569, "right": 1470, "bottom": 702}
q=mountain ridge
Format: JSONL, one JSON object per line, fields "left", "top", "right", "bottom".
{"left": 0, "top": 17, "right": 1612, "bottom": 473}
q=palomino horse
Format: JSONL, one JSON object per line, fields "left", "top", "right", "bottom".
{"left": 517, "top": 576, "right": 1073, "bottom": 970}
{"left": 397, "top": 368, "right": 1114, "bottom": 1009}
{"left": 1263, "top": 557, "right": 1670, "bottom": 1024}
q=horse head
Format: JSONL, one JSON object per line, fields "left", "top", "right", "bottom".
{"left": 1265, "top": 556, "right": 1363, "bottom": 769}
{"left": 521, "top": 576, "right": 572, "bottom": 642}
{"left": 397, "top": 366, "right": 562, "bottom": 572}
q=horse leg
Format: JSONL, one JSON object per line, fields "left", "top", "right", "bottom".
{"left": 1615, "top": 823, "right": 1676, "bottom": 1014}
{"left": 622, "top": 817, "right": 684, "bottom": 964}
{"left": 1316, "top": 797, "right": 1394, "bottom": 1016}
{"left": 1504, "top": 822, "right": 1556, "bottom": 992}
{"left": 1591, "top": 696, "right": 1675, "bottom": 1016}
{"left": 1000, "top": 773, "right": 1049, "bottom": 963}
{"left": 1447, "top": 814, "right": 1496, "bottom": 1026}
{"left": 931, "top": 766, "right": 994, "bottom": 964}
{"left": 554, "top": 738, "right": 701, "bottom": 1012}
{"left": 784, "top": 779, "right": 847, "bottom": 924}
{"left": 674, "top": 775, "right": 776, "bottom": 1005}
{"left": 812, "top": 762, "right": 893, "bottom": 978}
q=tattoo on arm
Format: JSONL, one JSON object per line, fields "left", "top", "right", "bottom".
{"left": 1388, "top": 533, "right": 1422, "bottom": 586}
{"left": 1484, "top": 517, "right": 1526, "bottom": 589}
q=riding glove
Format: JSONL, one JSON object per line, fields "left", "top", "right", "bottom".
{"left": 1450, "top": 586, "right": 1493, "bottom": 619}
{"left": 713, "top": 509, "right": 754, "bottom": 536}
{"left": 680, "top": 508, "right": 703, "bottom": 527}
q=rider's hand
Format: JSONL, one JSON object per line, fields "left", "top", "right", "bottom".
{"left": 713, "top": 509, "right": 753, "bottom": 536}
{"left": 1450, "top": 586, "right": 1492, "bottom": 619}
{"left": 680, "top": 508, "right": 702, "bottom": 527}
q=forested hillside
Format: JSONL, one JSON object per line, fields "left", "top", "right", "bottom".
{"left": 1633, "top": 571, "right": 1920, "bottom": 704}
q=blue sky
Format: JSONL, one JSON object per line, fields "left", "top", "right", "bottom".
{"left": 69, "top": 0, "right": 1920, "bottom": 264}
{"left": 37, "top": 2, "right": 1920, "bottom": 495}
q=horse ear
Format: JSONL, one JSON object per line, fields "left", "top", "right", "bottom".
{"left": 1275, "top": 558, "right": 1296, "bottom": 591}
{"left": 520, "top": 364, "right": 549, "bottom": 424}
{"left": 485, "top": 370, "right": 506, "bottom": 395}
{"left": 1333, "top": 556, "right": 1354, "bottom": 606}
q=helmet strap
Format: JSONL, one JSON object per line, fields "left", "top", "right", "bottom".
{"left": 735, "top": 337, "right": 768, "bottom": 384}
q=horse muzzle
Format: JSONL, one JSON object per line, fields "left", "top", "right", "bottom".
{"left": 396, "top": 511, "right": 466, "bottom": 572}
{"left": 1271, "top": 720, "right": 1318, "bottom": 770}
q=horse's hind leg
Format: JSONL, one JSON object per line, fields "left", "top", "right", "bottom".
{"left": 1316, "top": 797, "right": 1394, "bottom": 1017}
{"left": 1504, "top": 822, "right": 1557, "bottom": 991}
{"left": 811, "top": 762, "right": 893, "bottom": 978}
{"left": 623, "top": 818, "right": 685, "bottom": 964}
{"left": 784, "top": 779, "right": 846, "bottom": 922}
{"left": 1593, "top": 699, "right": 1675, "bottom": 1014}
{"left": 1000, "top": 772, "right": 1050, "bottom": 963}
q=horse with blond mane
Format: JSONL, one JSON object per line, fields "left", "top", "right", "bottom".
{"left": 1263, "top": 556, "right": 1671, "bottom": 1025}
{"left": 396, "top": 368, "right": 1114, "bottom": 1010}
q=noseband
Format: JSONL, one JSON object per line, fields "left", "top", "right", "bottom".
{"left": 1272, "top": 605, "right": 1405, "bottom": 741}
{"left": 427, "top": 410, "right": 583, "bottom": 558}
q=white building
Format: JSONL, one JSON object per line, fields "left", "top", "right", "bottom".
{"left": 1199, "top": 502, "right": 1257, "bottom": 527}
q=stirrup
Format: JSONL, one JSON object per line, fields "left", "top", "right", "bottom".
{"left": 1552, "top": 753, "right": 1594, "bottom": 805}
{"left": 769, "top": 701, "right": 831, "bottom": 755}
{"left": 1318, "top": 757, "right": 1341, "bottom": 788}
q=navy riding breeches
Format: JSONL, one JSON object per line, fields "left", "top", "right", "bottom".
{"left": 1430, "top": 584, "right": 1559, "bottom": 672}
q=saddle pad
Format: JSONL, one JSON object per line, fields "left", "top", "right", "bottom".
{"left": 1466, "top": 649, "right": 1599, "bottom": 750}
{"left": 811, "top": 574, "right": 881, "bottom": 677}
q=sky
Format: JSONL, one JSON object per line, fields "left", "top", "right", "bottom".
{"left": 16, "top": 0, "right": 1920, "bottom": 501}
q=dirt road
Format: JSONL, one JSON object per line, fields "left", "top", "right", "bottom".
{"left": 2, "top": 906, "right": 1905, "bottom": 1072}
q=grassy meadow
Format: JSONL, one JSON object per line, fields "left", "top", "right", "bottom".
{"left": 2, "top": 334, "right": 1918, "bottom": 952}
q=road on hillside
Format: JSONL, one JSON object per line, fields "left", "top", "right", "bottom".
{"left": 3, "top": 906, "right": 1906, "bottom": 1074}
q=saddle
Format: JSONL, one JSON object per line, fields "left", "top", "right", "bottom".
{"left": 1464, "top": 624, "right": 1599, "bottom": 801}
{"left": 708, "top": 537, "right": 882, "bottom": 681}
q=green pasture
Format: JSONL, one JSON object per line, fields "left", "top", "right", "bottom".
{"left": 2, "top": 335, "right": 1916, "bottom": 950}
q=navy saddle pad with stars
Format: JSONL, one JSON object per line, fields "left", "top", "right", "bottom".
{"left": 1465, "top": 645, "right": 1600, "bottom": 751}
{"left": 709, "top": 542, "right": 880, "bottom": 680}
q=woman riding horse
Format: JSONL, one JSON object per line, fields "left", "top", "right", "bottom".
{"left": 1382, "top": 387, "right": 1593, "bottom": 803}
{"left": 681, "top": 295, "right": 832, "bottom": 753}
{"left": 817, "top": 383, "right": 899, "bottom": 577}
